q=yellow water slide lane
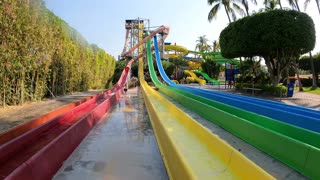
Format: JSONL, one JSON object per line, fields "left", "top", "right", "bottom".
{"left": 184, "top": 69, "right": 206, "bottom": 85}
{"left": 138, "top": 40, "right": 274, "bottom": 179}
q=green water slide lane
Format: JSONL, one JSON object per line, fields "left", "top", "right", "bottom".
{"left": 193, "top": 70, "right": 219, "bottom": 84}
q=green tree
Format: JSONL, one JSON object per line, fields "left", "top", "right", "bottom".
{"left": 220, "top": 10, "right": 315, "bottom": 86}
{"left": 201, "top": 59, "right": 222, "bottom": 79}
{"left": 195, "top": 35, "right": 212, "bottom": 52}
{"left": 212, "top": 40, "right": 221, "bottom": 52}
{"left": 299, "top": 53, "right": 320, "bottom": 85}
{"left": 161, "top": 60, "right": 175, "bottom": 78}
{"left": 286, "top": 0, "right": 317, "bottom": 89}
{"left": 207, "top": 0, "right": 245, "bottom": 23}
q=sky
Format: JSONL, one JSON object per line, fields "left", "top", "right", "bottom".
{"left": 44, "top": 0, "right": 320, "bottom": 59}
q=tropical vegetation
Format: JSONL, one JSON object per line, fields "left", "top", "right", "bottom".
{"left": 0, "top": 0, "right": 116, "bottom": 107}
{"left": 195, "top": 35, "right": 212, "bottom": 52}
{"left": 207, "top": 0, "right": 245, "bottom": 23}
{"left": 219, "top": 9, "right": 315, "bottom": 86}
{"left": 299, "top": 53, "right": 320, "bottom": 85}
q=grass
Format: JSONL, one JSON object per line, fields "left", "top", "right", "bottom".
{"left": 302, "top": 86, "right": 320, "bottom": 95}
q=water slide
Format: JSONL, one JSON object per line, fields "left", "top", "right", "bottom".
{"left": 0, "top": 25, "right": 170, "bottom": 179}
{"left": 1, "top": 19, "right": 317, "bottom": 179}
{"left": 184, "top": 69, "right": 206, "bottom": 85}
{"left": 143, "top": 38, "right": 273, "bottom": 179}
{"left": 164, "top": 44, "right": 239, "bottom": 65}
{"left": 193, "top": 69, "right": 220, "bottom": 85}
{"left": 188, "top": 50, "right": 240, "bottom": 65}
{"left": 153, "top": 36, "right": 320, "bottom": 179}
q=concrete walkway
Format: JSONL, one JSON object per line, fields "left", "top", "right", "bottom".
{"left": 279, "top": 91, "right": 320, "bottom": 111}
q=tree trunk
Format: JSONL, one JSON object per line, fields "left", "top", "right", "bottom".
{"left": 245, "top": 7, "right": 249, "bottom": 16}
{"left": 309, "top": 52, "right": 317, "bottom": 89}
{"left": 224, "top": 5, "right": 232, "bottom": 23}
{"left": 286, "top": 66, "right": 290, "bottom": 84}
{"left": 316, "top": 0, "right": 320, "bottom": 15}
{"left": 295, "top": 63, "right": 303, "bottom": 91}
{"left": 278, "top": 0, "right": 283, "bottom": 9}
{"left": 294, "top": 0, "right": 300, "bottom": 11}
{"left": 264, "top": 56, "right": 278, "bottom": 86}
{"left": 20, "top": 70, "right": 25, "bottom": 105}
{"left": 2, "top": 75, "right": 5, "bottom": 108}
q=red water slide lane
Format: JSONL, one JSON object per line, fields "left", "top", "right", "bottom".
{"left": 0, "top": 94, "right": 98, "bottom": 146}
{"left": 0, "top": 65, "right": 131, "bottom": 179}
{"left": 6, "top": 92, "right": 122, "bottom": 180}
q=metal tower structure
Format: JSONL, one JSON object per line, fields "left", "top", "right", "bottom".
{"left": 121, "top": 18, "right": 150, "bottom": 59}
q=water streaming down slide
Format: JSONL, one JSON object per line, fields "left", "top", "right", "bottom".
{"left": 152, "top": 36, "right": 320, "bottom": 179}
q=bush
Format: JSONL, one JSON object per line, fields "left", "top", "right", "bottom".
{"left": 301, "top": 78, "right": 313, "bottom": 87}
{"left": 265, "top": 85, "right": 287, "bottom": 96}
{"left": 238, "top": 83, "right": 287, "bottom": 96}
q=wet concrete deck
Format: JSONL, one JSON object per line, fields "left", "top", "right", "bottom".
{"left": 54, "top": 88, "right": 168, "bottom": 180}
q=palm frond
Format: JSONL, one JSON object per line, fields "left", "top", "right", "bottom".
{"left": 304, "top": 0, "right": 311, "bottom": 10}
{"left": 233, "top": 3, "right": 246, "bottom": 17}
{"left": 251, "top": 0, "right": 257, "bottom": 5}
{"left": 230, "top": 8, "right": 237, "bottom": 21}
{"left": 208, "top": 0, "right": 220, "bottom": 5}
{"left": 208, "top": 4, "right": 220, "bottom": 22}
{"left": 287, "top": 0, "right": 297, "bottom": 9}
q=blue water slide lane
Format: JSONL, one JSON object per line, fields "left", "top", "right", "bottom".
{"left": 153, "top": 36, "right": 320, "bottom": 133}
{"left": 203, "top": 89, "right": 320, "bottom": 119}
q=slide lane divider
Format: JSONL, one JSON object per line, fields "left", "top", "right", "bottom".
{"left": 143, "top": 39, "right": 274, "bottom": 179}
{"left": 152, "top": 36, "right": 320, "bottom": 179}
{"left": 175, "top": 85, "right": 320, "bottom": 133}
{"left": 207, "top": 88, "right": 320, "bottom": 119}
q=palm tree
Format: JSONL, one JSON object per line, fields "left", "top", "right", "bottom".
{"left": 212, "top": 40, "right": 221, "bottom": 52}
{"left": 263, "top": 0, "right": 281, "bottom": 10}
{"left": 278, "top": 0, "right": 283, "bottom": 8}
{"left": 304, "top": 0, "right": 320, "bottom": 16}
{"left": 241, "top": 0, "right": 257, "bottom": 16}
{"left": 287, "top": 0, "right": 301, "bottom": 11}
{"left": 304, "top": 0, "right": 319, "bottom": 89}
{"left": 195, "top": 35, "right": 212, "bottom": 52}
{"left": 207, "top": 0, "right": 245, "bottom": 23}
